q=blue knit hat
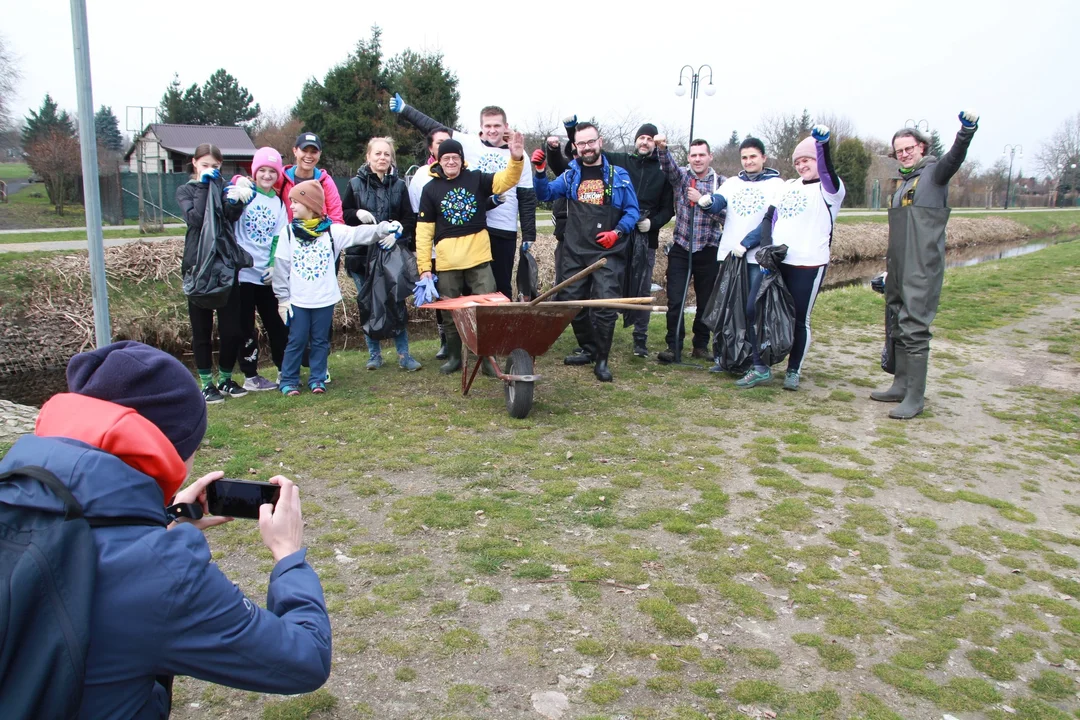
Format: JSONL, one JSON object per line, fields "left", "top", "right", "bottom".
{"left": 66, "top": 341, "right": 207, "bottom": 459}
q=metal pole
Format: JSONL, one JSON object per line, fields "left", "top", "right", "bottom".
{"left": 688, "top": 71, "right": 698, "bottom": 147}
{"left": 1005, "top": 150, "right": 1014, "bottom": 210}
{"left": 69, "top": 0, "right": 111, "bottom": 346}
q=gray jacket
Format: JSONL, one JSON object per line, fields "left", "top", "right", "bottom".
{"left": 891, "top": 126, "right": 976, "bottom": 208}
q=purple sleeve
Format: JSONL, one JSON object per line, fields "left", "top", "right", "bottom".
{"left": 817, "top": 141, "right": 840, "bottom": 195}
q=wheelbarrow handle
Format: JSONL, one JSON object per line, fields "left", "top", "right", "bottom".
{"left": 528, "top": 258, "right": 607, "bottom": 306}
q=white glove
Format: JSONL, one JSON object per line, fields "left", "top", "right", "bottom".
{"left": 377, "top": 220, "right": 403, "bottom": 249}
{"left": 697, "top": 194, "right": 713, "bottom": 209}
{"left": 732, "top": 245, "right": 747, "bottom": 258}
{"left": 636, "top": 218, "right": 651, "bottom": 232}
{"left": 235, "top": 176, "right": 254, "bottom": 190}
{"left": 278, "top": 301, "right": 292, "bottom": 325}
{"left": 226, "top": 185, "right": 254, "bottom": 204}
{"left": 355, "top": 209, "right": 376, "bottom": 224}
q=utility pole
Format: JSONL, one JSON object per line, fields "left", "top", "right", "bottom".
{"left": 70, "top": 0, "right": 111, "bottom": 346}
{"left": 126, "top": 105, "right": 158, "bottom": 232}
{"left": 1003, "top": 144, "right": 1022, "bottom": 210}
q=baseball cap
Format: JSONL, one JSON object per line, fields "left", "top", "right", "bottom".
{"left": 294, "top": 132, "right": 322, "bottom": 151}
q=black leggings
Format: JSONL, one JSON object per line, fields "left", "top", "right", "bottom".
{"left": 188, "top": 288, "right": 244, "bottom": 373}
{"left": 488, "top": 227, "right": 518, "bottom": 299}
{"left": 237, "top": 282, "right": 288, "bottom": 376}
{"left": 780, "top": 264, "right": 827, "bottom": 374}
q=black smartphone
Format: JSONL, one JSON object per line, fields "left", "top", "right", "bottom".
{"left": 206, "top": 479, "right": 280, "bottom": 519}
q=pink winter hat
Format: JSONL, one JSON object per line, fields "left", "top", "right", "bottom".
{"left": 792, "top": 136, "right": 816, "bottom": 163}
{"left": 251, "top": 147, "right": 284, "bottom": 179}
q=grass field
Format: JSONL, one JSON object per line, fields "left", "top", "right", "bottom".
{"left": 0, "top": 227, "right": 180, "bottom": 244}
{"left": 0, "top": 162, "right": 30, "bottom": 180}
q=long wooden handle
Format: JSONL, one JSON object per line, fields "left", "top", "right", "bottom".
{"left": 529, "top": 258, "right": 607, "bottom": 305}
{"left": 537, "top": 302, "right": 666, "bottom": 312}
{"left": 537, "top": 297, "right": 654, "bottom": 307}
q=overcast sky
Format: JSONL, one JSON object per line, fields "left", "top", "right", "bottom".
{"left": 7, "top": 0, "right": 1076, "bottom": 176}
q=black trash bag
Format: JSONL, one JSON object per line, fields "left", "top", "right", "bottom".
{"left": 516, "top": 246, "right": 539, "bottom": 301}
{"left": 360, "top": 245, "right": 419, "bottom": 341}
{"left": 753, "top": 245, "right": 795, "bottom": 367}
{"left": 183, "top": 178, "right": 253, "bottom": 309}
{"left": 621, "top": 230, "right": 650, "bottom": 327}
{"left": 870, "top": 272, "right": 895, "bottom": 374}
{"left": 701, "top": 253, "right": 751, "bottom": 371}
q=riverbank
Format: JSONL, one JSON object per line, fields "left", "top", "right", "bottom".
{"left": 0, "top": 211, "right": 1077, "bottom": 368}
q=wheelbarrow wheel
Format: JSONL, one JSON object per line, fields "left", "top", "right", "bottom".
{"left": 504, "top": 348, "right": 534, "bottom": 419}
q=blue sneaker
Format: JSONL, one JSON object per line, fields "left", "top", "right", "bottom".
{"left": 366, "top": 354, "right": 383, "bottom": 370}
{"left": 735, "top": 367, "right": 772, "bottom": 388}
{"left": 280, "top": 385, "right": 300, "bottom": 397}
{"left": 399, "top": 354, "right": 422, "bottom": 372}
{"left": 309, "top": 381, "right": 326, "bottom": 394}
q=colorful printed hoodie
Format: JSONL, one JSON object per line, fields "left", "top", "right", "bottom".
{"left": 0, "top": 393, "right": 332, "bottom": 720}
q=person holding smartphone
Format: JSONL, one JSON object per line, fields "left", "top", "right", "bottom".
{"left": 0, "top": 341, "right": 331, "bottom": 719}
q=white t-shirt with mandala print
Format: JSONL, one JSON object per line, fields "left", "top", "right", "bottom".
{"left": 275, "top": 223, "right": 381, "bottom": 308}
{"left": 772, "top": 178, "right": 846, "bottom": 267}
{"left": 457, "top": 135, "right": 532, "bottom": 233}
{"left": 715, "top": 176, "right": 785, "bottom": 264}
{"left": 235, "top": 191, "right": 287, "bottom": 285}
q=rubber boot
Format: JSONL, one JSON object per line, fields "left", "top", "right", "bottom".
{"left": 436, "top": 327, "right": 448, "bottom": 360}
{"left": 593, "top": 357, "right": 613, "bottom": 382}
{"left": 439, "top": 334, "right": 462, "bottom": 375}
{"left": 890, "top": 352, "right": 927, "bottom": 420}
{"left": 871, "top": 350, "right": 908, "bottom": 403}
{"left": 481, "top": 357, "right": 497, "bottom": 377}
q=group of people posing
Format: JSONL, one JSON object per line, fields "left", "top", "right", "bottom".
{"left": 178, "top": 96, "right": 979, "bottom": 419}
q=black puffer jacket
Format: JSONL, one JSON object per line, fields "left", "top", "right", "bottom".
{"left": 342, "top": 164, "right": 417, "bottom": 272}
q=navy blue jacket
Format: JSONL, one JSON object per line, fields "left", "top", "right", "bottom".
{"left": 0, "top": 435, "right": 332, "bottom": 720}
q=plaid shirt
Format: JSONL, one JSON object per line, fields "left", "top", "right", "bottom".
{"left": 658, "top": 149, "right": 725, "bottom": 253}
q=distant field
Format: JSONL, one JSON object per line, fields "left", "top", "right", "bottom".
{"left": 0, "top": 163, "right": 31, "bottom": 180}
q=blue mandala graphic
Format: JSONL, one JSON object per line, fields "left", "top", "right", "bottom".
{"left": 729, "top": 186, "right": 767, "bottom": 217}
{"left": 475, "top": 151, "right": 508, "bottom": 174}
{"left": 441, "top": 187, "right": 478, "bottom": 226}
{"left": 293, "top": 242, "right": 332, "bottom": 282}
{"left": 243, "top": 204, "right": 277, "bottom": 245}
{"left": 777, "top": 187, "right": 809, "bottom": 220}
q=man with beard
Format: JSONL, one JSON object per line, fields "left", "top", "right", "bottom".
{"left": 870, "top": 110, "right": 980, "bottom": 419}
{"left": 415, "top": 136, "right": 525, "bottom": 375}
{"left": 532, "top": 122, "right": 640, "bottom": 382}
{"left": 390, "top": 94, "right": 537, "bottom": 300}
{"left": 653, "top": 136, "right": 725, "bottom": 364}
{"left": 547, "top": 121, "right": 675, "bottom": 358}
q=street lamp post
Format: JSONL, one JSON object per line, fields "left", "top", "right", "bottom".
{"left": 671, "top": 64, "right": 714, "bottom": 366}
{"left": 905, "top": 119, "right": 929, "bottom": 132}
{"left": 676, "top": 65, "right": 715, "bottom": 147}
{"left": 1003, "top": 144, "right": 1022, "bottom": 210}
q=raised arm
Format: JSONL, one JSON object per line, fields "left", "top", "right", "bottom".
{"left": 811, "top": 125, "right": 842, "bottom": 196}
{"left": 390, "top": 93, "right": 451, "bottom": 137}
{"left": 933, "top": 110, "right": 979, "bottom": 187}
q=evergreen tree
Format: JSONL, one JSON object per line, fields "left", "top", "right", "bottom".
{"left": 159, "top": 73, "right": 205, "bottom": 125}
{"left": 834, "top": 137, "right": 872, "bottom": 207}
{"left": 201, "top": 69, "right": 260, "bottom": 127}
{"left": 928, "top": 129, "right": 945, "bottom": 159}
{"left": 22, "top": 94, "right": 75, "bottom": 147}
{"left": 384, "top": 48, "right": 460, "bottom": 165}
{"left": 727, "top": 130, "right": 739, "bottom": 147}
{"left": 94, "top": 105, "right": 123, "bottom": 151}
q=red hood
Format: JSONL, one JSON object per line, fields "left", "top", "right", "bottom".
{"left": 35, "top": 394, "right": 188, "bottom": 503}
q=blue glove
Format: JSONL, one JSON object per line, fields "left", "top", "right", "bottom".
{"left": 259, "top": 267, "right": 272, "bottom": 285}
{"left": 563, "top": 114, "right": 577, "bottom": 129}
{"left": 522, "top": 242, "right": 532, "bottom": 253}
{"left": 811, "top": 124, "right": 830, "bottom": 143}
{"left": 199, "top": 168, "right": 220, "bottom": 184}
{"left": 413, "top": 275, "right": 440, "bottom": 307}
{"left": 958, "top": 109, "right": 979, "bottom": 129}
{"left": 389, "top": 93, "right": 406, "bottom": 113}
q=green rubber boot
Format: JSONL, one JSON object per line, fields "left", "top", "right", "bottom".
{"left": 439, "top": 334, "right": 462, "bottom": 375}
{"left": 890, "top": 352, "right": 927, "bottom": 420}
{"left": 871, "top": 350, "right": 908, "bottom": 403}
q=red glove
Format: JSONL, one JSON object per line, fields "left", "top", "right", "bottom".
{"left": 530, "top": 148, "right": 547, "bottom": 172}
{"left": 596, "top": 230, "right": 619, "bottom": 249}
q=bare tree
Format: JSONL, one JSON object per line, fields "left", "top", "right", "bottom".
{"left": 812, "top": 112, "right": 857, "bottom": 147}
{"left": 755, "top": 109, "right": 812, "bottom": 177}
{"left": 863, "top": 136, "right": 891, "bottom": 156}
{"left": 0, "top": 34, "right": 20, "bottom": 132}
{"left": 599, "top": 109, "right": 646, "bottom": 154}
{"left": 252, "top": 109, "right": 303, "bottom": 167}
{"left": 26, "top": 129, "right": 82, "bottom": 215}
{"left": 1035, "top": 111, "right": 1080, "bottom": 177}
{"left": 522, "top": 110, "right": 563, "bottom": 155}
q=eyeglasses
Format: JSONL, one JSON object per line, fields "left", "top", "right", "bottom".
{"left": 574, "top": 138, "right": 599, "bottom": 149}
{"left": 894, "top": 145, "right": 920, "bottom": 157}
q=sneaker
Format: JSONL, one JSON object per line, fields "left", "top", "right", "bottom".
{"left": 218, "top": 378, "right": 248, "bottom": 398}
{"left": 632, "top": 342, "right": 648, "bottom": 358}
{"left": 243, "top": 374, "right": 279, "bottom": 392}
{"left": 735, "top": 367, "right": 772, "bottom": 389}
{"left": 366, "top": 354, "right": 383, "bottom": 370}
{"left": 399, "top": 354, "right": 422, "bottom": 372}
{"left": 309, "top": 382, "right": 326, "bottom": 394}
{"left": 280, "top": 385, "right": 300, "bottom": 397}
{"left": 783, "top": 370, "right": 800, "bottom": 391}
{"left": 202, "top": 383, "right": 225, "bottom": 404}
{"left": 708, "top": 360, "right": 724, "bottom": 373}
{"left": 656, "top": 349, "right": 676, "bottom": 364}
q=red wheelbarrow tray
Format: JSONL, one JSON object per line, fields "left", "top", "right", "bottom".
{"left": 421, "top": 293, "right": 579, "bottom": 359}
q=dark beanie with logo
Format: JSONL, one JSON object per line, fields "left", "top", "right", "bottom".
{"left": 66, "top": 341, "right": 207, "bottom": 460}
